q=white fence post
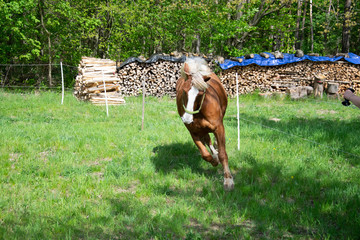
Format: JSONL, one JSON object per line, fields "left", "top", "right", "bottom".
{"left": 236, "top": 73, "right": 240, "bottom": 151}
{"left": 141, "top": 76, "right": 145, "bottom": 130}
{"left": 61, "top": 62, "right": 64, "bottom": 104}
{"left": 102, "top": 70, "right": 109, "bottom": 117}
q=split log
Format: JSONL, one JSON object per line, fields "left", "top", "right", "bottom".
{"left": 307, "top": 53, "right": 320, "bottom": 57}
{"left": 336, "top": 53, "right": 350, "bottom": 58}
{"left": 295, "top": 50, "right": 304, "bottom": 58}
{"left": 326, "top": 82, "right": 340, "bottom": 100}
{"left": 215, "top": 56, "right": 225, "bottom": 64}
{"left": 244, "top": 54, "right": 255, "bottom": 59}
{"left": 74, "top": 57, "right": 125, "bottom": 104}
{"left": 272, "top": 51, "right": 284, "bottom": 59}
{"left": 229, "top": 57, "right": 243, "bottom": 63}
{"left": 327, "top": 82, "right": 339, "bottom": 94}
{"left": 260, "top": 52, "right": 270, "bottom": 59}
{"left": 286, "top": 86, "right": 313, "bottom": 100}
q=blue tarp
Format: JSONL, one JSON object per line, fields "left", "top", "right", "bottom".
{"left": 345, "top": 52, "right": 360, "bottom": 64}
{"left": 219, "top": 52, "right": 360, "bottom": 70}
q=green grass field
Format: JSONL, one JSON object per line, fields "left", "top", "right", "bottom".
{"left": 0, "top": 90, "right": 359, "bottom": 239}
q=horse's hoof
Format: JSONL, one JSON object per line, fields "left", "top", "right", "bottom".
{"left": 210, "top": 160, "right": 219, "bottom": 167}
{"left": 224, "top": 177, "right": 234, "bottom": 191}
{"left": 209, "top": 156, "right": 219, "bottom": 167}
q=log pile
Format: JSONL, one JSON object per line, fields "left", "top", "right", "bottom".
{"left": 74, "top": 57, "right": 125, "bottom": 105}
{"left": 75, "top": 56, "right": 360, "bottom": 100}
{"left": 219, "top": 61, "right": 360, "bottom": 97}
{"left": 115, "top": 60, "right": 182, "bottom": 98}
{"left": 115, "top": 56, "right": 219, "bottom": 97}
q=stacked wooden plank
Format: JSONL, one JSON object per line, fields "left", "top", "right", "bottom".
{"left": 74, "top": 57, "right": 125, "bottom": 105}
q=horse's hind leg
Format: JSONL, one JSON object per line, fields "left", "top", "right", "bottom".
{"left": 191, "top": 133, "right": 219, "bottom": 167}
{"left": 201, "top": 134, "right": 220, "bottom": 165}
{"left": 214, "top": 124, "right": 234, "bottom": 191}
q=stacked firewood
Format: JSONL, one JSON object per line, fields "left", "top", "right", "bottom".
{"left": 74, "top": 57, "right": 125, "bottom": 105}
{"left": 115, "top": 60, "right": 182, "bottom": 98}
{"left": 75, "top": 56, "right": 360, "bottom": 100}
{"left": 219, "top": 61, "right": 360, "bottom": 97}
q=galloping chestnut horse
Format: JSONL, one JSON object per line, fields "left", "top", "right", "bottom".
{"left": 176, "top": 57, "right": 234, "bottom": 190}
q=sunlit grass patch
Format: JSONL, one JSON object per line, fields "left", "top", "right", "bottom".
{"left": 0, "top": 89, "right": 359, "bottom": 239}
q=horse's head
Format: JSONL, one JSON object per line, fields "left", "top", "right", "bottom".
{"left": 181, "top": 57, "right": 211, "bottom": 91}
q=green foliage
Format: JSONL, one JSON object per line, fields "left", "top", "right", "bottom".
{"left": 1, "top": 0, "right": 360, "bottom": 87}
{"left": 0, "top": 0, "right": 41, "bottom": 63}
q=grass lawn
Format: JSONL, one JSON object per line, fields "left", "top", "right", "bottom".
{"left": 0, "top": 90, "right": 359, "bottom": 239}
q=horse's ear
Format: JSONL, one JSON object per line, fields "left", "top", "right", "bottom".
{"left": 203, "top": 76, "right": 211, "bottom": 82}
{"left": 183, "top": 63, "right": 191, "bottom": 76}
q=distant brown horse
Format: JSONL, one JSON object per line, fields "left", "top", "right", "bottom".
{"left": 176, "top": 57, "right": 234, "bottom": 190}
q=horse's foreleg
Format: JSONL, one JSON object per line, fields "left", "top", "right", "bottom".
{"left": 191, "top": 134, "right": 219, "bottom": 167}
{"left": 201, "top": 134, "right": 220, "bottom": 165}
{"left": 214, "top": 124, "right": 234, "bottom": 191}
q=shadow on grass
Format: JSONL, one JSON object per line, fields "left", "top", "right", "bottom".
{"left": 2, "top": 144, "right": 359, "bottom": 239}
{"left": 237, "top": 152, "right": 360, "bottom": 235}
{"left": 225, "top": 113, "right": 360, "bottom": 165}
{"left": 142, "top": 114, "right": 360, "bottom": 239}
{"left": 2, "top": 116, "right": 359, "bottom": 239}
{"left": 151, "top": 142, "right": 206, "bottom": 174}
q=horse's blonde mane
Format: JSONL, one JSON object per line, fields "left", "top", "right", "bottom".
{"left": 181, "top": 57, "right": 212, "bottom": 91}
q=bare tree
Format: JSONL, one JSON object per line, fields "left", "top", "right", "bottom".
{"left": 324, "top": 0, "right": 332, "bottom": 46}
{"left": 309, "top": 0, "right": 314, "bottom": 52}
{"left": 342, "top": 0, "right": 351, "bottom": 53}
{"left": 295, "top": 0, "right": 303, "bottom": 50}
{"left": 38, "top": 0, "right": 52, "bottom": 86}
{"left": 236, "top": 0, "right": 290, "bottom": 48}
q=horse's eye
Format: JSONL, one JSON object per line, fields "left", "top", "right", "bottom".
{"left": 204, "top": 76, "right": 211, "bottom": 82}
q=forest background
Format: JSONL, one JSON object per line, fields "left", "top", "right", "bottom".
{"left": 0, "top": 0, "right": 359, "bottom": 87}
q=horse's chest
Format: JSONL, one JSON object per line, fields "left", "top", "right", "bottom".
{"left": 186, "top": 117, "right": 215, "bottom": 133}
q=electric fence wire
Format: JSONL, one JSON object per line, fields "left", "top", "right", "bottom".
{"left": 238, "top": 116, "right": 360, "bottom": 159}
{"left": 155, "top": 99, "right": 360, "bottom": 158}
{"left": 1, "top": 63, "right": 359, "bottom": 157}
{"left": 0, "top": 63, "right": 77, "bottom": 67}
{"left": 0, "top": 63, "right": 78, "bottom": 90}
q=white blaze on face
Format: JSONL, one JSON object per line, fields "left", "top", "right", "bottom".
{"left": 181, "top": 86, "right": 199, "bottom": 124}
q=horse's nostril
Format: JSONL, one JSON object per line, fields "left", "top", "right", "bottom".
{"left": 204, "top": 76, "right": 211, "bottom": 82}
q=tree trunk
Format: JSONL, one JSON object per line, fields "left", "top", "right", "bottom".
{"left": 342, "top": 0, "right": 351, "bottom": 53}
{"left": 47, "top": 34, "right": 52, "bottom": 86}
{"left": 309, "top": 0, "right": 314, "bottom": 52}
{"left": 300, "top": 0, "right": 308, "bottom": 49}
{"left": 295, "top": 0, "right": 303, "bottom": 50}
{"left": 195, "top": 33, "right": 200, "bottom": 54}
{"left": 324, "top": 0, "right": 332, "bottom": 46}
{"left": 39, "top": 0, "right": 52, "bottom": 86}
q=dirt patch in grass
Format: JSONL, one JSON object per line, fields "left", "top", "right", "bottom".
{"left": 114, "top": 180, "right": 140, "bottom": 194}
{"left": 316, "top": 109, "right": 337, "bottom": 115}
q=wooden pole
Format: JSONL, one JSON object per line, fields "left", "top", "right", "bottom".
{"left": 61, "top": 62, "right": 64, "bottom": 104}
{"left": 141, "top": 76, "right": 145, "bottom": 130}
{"left": 236, "top": 73, "right": 240, "bottom": 151}
{"left": 102, "top": 70, "right": 109, "bottom": 117}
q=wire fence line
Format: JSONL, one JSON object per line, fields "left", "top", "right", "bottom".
{"left": 0, "top": 85, "right": 73, "bottom": 90}
{"left": 0, "top": 63, "right": 78, "bottom": 90}
{"left": 1, "top": 63, "right": 359, "bottom": 158}
{"left": 238, "top": 116, "right": 360, "bottom": 159}
{"left": 0, "top": 63, "right": 77, "bottom": 67}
